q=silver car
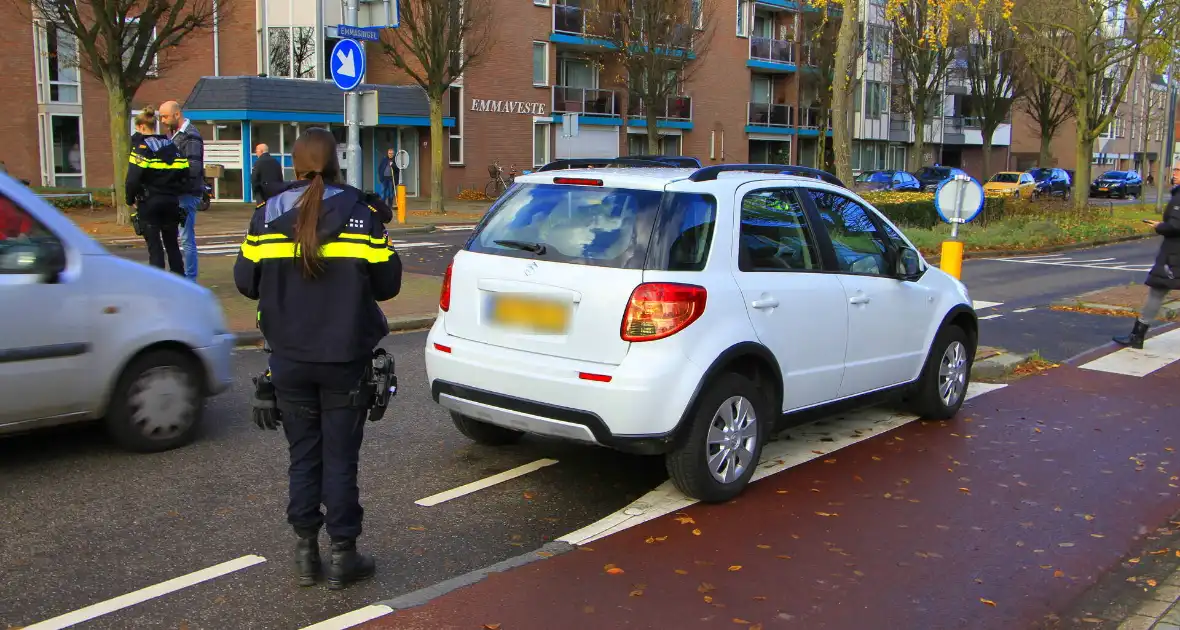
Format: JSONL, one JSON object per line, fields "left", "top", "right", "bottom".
{"left": 0, "top": 174, "right": 233, "bottom": 451}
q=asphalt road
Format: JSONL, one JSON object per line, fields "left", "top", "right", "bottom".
{"left": 0, "top": 331, "right": 667, "bottom": 629}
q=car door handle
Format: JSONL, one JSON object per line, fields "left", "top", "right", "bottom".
{"left": 751, "top": 298, "right": 780, "bottom": 309}
{"left": 849, "top": 296, "right": 871, "bottom": 305}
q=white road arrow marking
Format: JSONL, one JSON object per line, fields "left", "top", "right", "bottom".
{"left": 335, "top": 49, "right": 356, "bottom": 78}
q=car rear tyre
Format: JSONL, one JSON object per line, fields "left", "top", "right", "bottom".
{"left": 451, "top": 412, "right": 524, "bottom": 446}
{"left": 666, "top": 373, "right": 769, "bottom": 503}
{"left": 907, "top": 326, "right": 972, "bottom": 421}
{"left": 106, "top": 350, "right": 203, "bottom": 453}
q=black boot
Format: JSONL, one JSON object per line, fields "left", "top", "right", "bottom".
{"left": 294, "top": 530, "right": 321, "bottom": 587}
{"left": 326, "top": 539, "right": 376, "bottom": 590}
{"left": 1114, "top": 319, "right": 1150, "bottom": 350}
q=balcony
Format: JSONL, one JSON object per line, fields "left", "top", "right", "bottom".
{"left": 553, "top": 4, "right": 619, "bottom": 42}
{"left": 802, "top": 43, "right": 820, "bottom": 67}
{"left": 889, "top": 113, "right": 911, "bottom": 142}
{"left": 748, "top": 37, "right": 796, "bottom": 71}
{"left": 748, "top": 102, "right": 795, "bottom": 127}
{"left": 552, "top": 86, "right": 619, "bottom": 116}
{"left": 798, "top": 107, "right": 832, "bottom": 131}
{"left": 552, "top": 3, "right": 693, "bottom": 53}
{"left": 628, "top": 95, "right": 693, "bottom": 121}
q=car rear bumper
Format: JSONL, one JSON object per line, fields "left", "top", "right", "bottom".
{"left": 424, "top": 321, "right": 704, "bottom": 454}
{"left": 195, "top": 333, "right": 235, "bottom": 395}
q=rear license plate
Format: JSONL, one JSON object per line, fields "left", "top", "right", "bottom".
{"left": 488, "top": 294, "right": 571, "bottom": 334}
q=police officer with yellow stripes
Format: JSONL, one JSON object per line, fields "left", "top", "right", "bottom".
{"left": 126, "top": 106, "right": 188, "bottom": 274}
{"left": 233, "top": 127, "right": 402, "bottom": 590}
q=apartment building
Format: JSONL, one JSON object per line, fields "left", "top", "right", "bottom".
{"left": 1, "top": 0, "right": 1016, "bottom": 201}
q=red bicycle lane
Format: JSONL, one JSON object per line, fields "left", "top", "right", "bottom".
{"left": 365, "top": 361, "right": 1180, "bottom": 630}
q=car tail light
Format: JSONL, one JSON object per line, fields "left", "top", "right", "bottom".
{"left": 579, "top": 372, "right": 612, "bottom": 382}
{"left": 434, "top": 343, "right": 452, "bottom": 353}
{"left": 621, "top": 283, "right": 707, "bottom": 342}
{"left": 439, "top": 261, "right": 453, "bottom": 312}
{"left": 553, "top": 177, "right": 603, "bottom": 186}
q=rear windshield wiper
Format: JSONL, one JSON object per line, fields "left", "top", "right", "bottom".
{"left": 494, "top": 239, "right": 547, "bottom": 255}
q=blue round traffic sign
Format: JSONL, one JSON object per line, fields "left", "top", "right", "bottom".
{"left": 330, "top": 39, "right": 366, "bottom": 92}
{"left": 933, "top": 176, "right": 985, "bottom": 225}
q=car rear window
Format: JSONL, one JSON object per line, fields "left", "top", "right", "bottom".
{"left": 868, "top": 172, "right": 893, "bottom": 183}
{"left": 1104, "top": 172, "right": 1126, "bottom": 179}
{"left": 991, "top": 173, "right": 1019, "bottom": 183}
{"left": 468, "top": 183, "right": 717, "bottom": 270}
{"left": 917, "top": 167, "right": 950, "bottom": 180}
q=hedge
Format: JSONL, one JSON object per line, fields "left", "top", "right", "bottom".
{"left": 859, "top": 191, "right": 1014, "bottom": 229}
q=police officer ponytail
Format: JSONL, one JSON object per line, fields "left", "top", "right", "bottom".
{"left": 291, "top": 128, "right": 341, "bottom": 278}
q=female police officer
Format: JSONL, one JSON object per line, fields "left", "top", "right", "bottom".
{"left": 233, "top": 127, "right": 402, "bottom": 589}
{"left": 126, "top": 106, "right": 187, "bottom": 274}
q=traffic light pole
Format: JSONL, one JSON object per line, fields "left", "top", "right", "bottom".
{"left": 344, "top": 0, "right": 362, "bottom": 189}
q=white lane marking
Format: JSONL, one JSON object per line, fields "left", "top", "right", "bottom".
{"left": 198, "top": 244, "right": 242, "bottom": 255}
{"left": 436, "top": 224, "right": 477, "bottom": 231}
{"left": 978, "top": 314, "right": 1003, "bottom": 320}
{"left": 1004, "top": 254, "right": 1071, "bottom": 261}
{"left": 556, "top": 383, "right": 1007, "bottom": 546}
{"left": 1065, "top": 257, "right": 1117, "bottom": 264}
{"left": 1079, "top": 327, "right": 1180, "bottom": 377}
{"left": 1013, "top": 307, "right": 1036, "bottom": 313}
{"left": 973, "top": 300, "right": 1003, "bottom": 310}
{"left": 389, "top": 241, "right": 450, "bottom": 250}
{"left": 415, "top": 459, "right": 559, "bottom": 507}
{"left": 994, "top": 258, "right": 1149, "bottom": 272}
{"left": 300, "top": 605, "right": 394, "bottom": 630}
{"left": 21, "top": 555, "right": 267, "bottom": 630}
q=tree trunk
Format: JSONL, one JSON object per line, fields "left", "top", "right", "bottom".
{"left": 1073, "top": 116, "right": 1092, "bottom": 212}
{"left": 910, "top": 113, "right": 926, "bottom": 172}
{"left": 647, "top": 112, "right": 659, "bottom": 153}
{"left": 1038, "top": 131, "right": 1052, "bottom": 167}
{"left": 980, "top": 124, "right": 995, "bottom": 183}
{"left": 429, "top": 95, "right": 446, "bottom": 214}
{"left": 815, "top": 113, "right": 830, "bottom": 170}
{"left": 105, "top": 82, "right": 132, "bottom": 225}
{"left": 830, "top": 0, "right": 859, "bottom": 185}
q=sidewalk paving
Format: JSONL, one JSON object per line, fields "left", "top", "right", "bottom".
{"left": 1058, "top": 285, "right": 1180, "bottom": 321}
{"left": 358, "top": 349, "right": 1180, "bottom": 630}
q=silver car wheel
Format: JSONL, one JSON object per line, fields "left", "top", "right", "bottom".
{"left": 705, "top": 396, "right": 758, "bottom": 485}
{"left": 128, "top": 366, "right": 197, "bottom": 440}
{"left": 938, "top": 340, "right": 968, "bottom": 408}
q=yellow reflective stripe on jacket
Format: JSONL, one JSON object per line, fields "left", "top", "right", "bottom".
{"left": 129, "top": 153, "right": 191, "bottom": 170}
{"left": 337, "top": 232, "right": 387, "bottom": 246}
{"left": 245, "top": 233, "right": 290, "bottom": 243}
{"left": 239, "top": 240, "right": 391, "bottom": 263}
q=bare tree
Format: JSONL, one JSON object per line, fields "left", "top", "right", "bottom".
{"left": 815, "top": 0, "right": 863, "bottom": 184}
{"left": 960, "top": 3, "right": 1017, "bottom": 181}
{"left": 380, "top": 0, "right": 494, "bottom": 213}
{"left": 1014, "top": 0, "right": 1180, "bottom": 209}
{"left": 890, "top": 0, "right": 959, "bottom": 171}
{"left": 592, "top": 0, "right": 714, "bottom": 154}
{"left": 799, "top": 4, "right": 853, "bottom": 171}
{"left": 1013, "top": 29, "right": 1075, "bottom": 167}
{"left": 21, "top": 0, "right": 225, "bottom": 222}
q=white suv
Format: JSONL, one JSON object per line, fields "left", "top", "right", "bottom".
{"left": 425, "top": 164, "right": 976, "bottom": 502}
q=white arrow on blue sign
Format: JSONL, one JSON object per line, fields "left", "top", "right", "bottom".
{"left": 330, "top": 39, "right": 366, "bottom": 92}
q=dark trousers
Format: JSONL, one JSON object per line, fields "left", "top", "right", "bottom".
{"left": 379, "top": 179, "right": 394, "bottom": 206}
{"left": 270, "top": 355, "right": 370, "bottom": 541}
{"left": 142, "top": 221, "right": 184, "bottom": 275}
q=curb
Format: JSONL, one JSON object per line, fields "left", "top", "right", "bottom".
{"left": 1048, "top": 296, "right": 1180, "bottom": 321}
{"left": 971, "top": 351, "right": 1033, "bottom": 380}
{"left": 232, "top": 314, "right": 436, "bottom": 347}
{"left": 925, "top": 233, "right": 1156, "bottom": 265}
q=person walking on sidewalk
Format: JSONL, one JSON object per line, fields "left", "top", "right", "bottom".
{"left": 126, "top": 107, "right": 187, "bottom": 275}
{"left": 233, "top": 127, "right": 402, "bottom": 590}
{"left": 377, "top": 148, "right": 396, "bottom": 208}
{"left": 1114, "top": 184, "right": 1180, "bottom": 349}
{"left": 251, "top": 143, "right": 284, "bottom": 202}
{"left": 160, "top": 100, "right": 204, "bottom": 281}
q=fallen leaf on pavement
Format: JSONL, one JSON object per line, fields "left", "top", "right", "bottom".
{"left": 630, "top": 589, "right": 644, "bottom": 597}
{"left": 698, "top": 582, "right": 716, "bottom": 593}
{"left": 675, "top": 569, "right": 689, "bottom": 575}
{"left": 824, "top": 459, "right": 837, "bottom": 464}
{"left": 958, "top": 488, "right": 971, "bottom": 494}
{"left": 1081, "top": 618, "right": 1102, "bottom": 624}
{"left": 776, "top": 555, "right": 792, "bottom": 560}
{"left": 728, "top": 565, "right": 742, "bottom": 572}
{"left": 1091, "top": 534, "right": 1105, "bottom": 538}
{"left": 483, "top": 625, "right": 501, "bottom": 630}
{"left": 1053, "top": 570, "right": 1064, "bottom": 578}
{"left": 811, "top": 450, "right": 825, "bottom": 455}
{"left": 407, "top": 526, "right": 426, "bottom": 531}
{"left": 853, "top": 570, "right": 865, "bottom": 577}
{"left": 1129, "top": 557, "right": 1141, "bottom": 564}
{"left": 1150, "top": 549, "right": 1170, "bottom": 555}
{"left": 810, "top": 488, "right": 821, "bottom": 493}
{"left": 583, "top": 606, "right": 595, "bottom": 614}
{"left": 692, "top": 529, "right": 702, "bottom": 536}
{"left": 1039, "top": 565, "right": 1052, "bottom": 570}
{"left": 703, "top": 595, "right": 713, "bottom": 603}
{"left": 751, "top": 625, "right": 763, "bottom": 630}
{"left": 1127, "top": 577, "right": 1139, "bottom": 583}
{"left": 776, "top": 490, "right": 788, "bottom": 494}
{"left": 1058, "top": 543, "right": 1075, "bottom": 548}
{"left": 523, "top": 491, "right": 535, "bottom": 500}
{"left": 853, "top": 475, "right": 864, "bottom": 482}
{"left": 1083, "top": 514, "right": 1095, "bottom": 521}
{"left": 980, "top": 598, "right": 997, "bottom": 607}
{"left": 756, "top": 544, "right": 771, "bottom": 549}
{"left": 872, "top": 456, "right": 882, "bottom": 461}
{"left": 605, "top": 566, "right": 625, "bottom": 575}
{"left": 733, "top": 620, "right": 751, "bottom": 625}
{"left": 1148, "top": 579, "right": 1159, "bottom": 587}
{"left": 815, "top": 512, "right": 839, "bottom": 517}
{"left": 674, "top": 515, "right": 696, "bottom": 525}
{"left": 753, "top": 596, "right": 767, "bottom": 601}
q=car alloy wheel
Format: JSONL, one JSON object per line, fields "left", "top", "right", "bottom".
{"left": 938, "top": 340, "right": 969, "bottom": 408}
{"left": 705, "top": 396, "right": 759, "bottom": 485}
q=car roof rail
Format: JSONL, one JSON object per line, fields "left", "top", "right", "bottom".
{"left": 687, "top": 164, "right": 846, "bottom": 187}
{"left": 535, "top": 158, "right": 679, "bottom": 172}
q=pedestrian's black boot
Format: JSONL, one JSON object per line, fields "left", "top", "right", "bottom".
{"left": 1113, "top": 319, "right": 1150, "bottom": 350}
{"left": 326, "top": 539, "right": 376, "bottom": 590}
{"left": 294, "top": 530, "right": 321, "bottom": 587}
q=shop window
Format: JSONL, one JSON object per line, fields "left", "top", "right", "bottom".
{"left": 448, "top": 86, "right": 464, "bottom": 165}
{"left": 122, "top": 17, "right": 159, "bottom": 77}
{"left": 533, "top": 42, "right": 549, "bottom": 87}
{"left": 533, "top": 121, "right": 551, "bottom": 168}
{"left": 48, "top": 115, "right": 83, "bottom": 188}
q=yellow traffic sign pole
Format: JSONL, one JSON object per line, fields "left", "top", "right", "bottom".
{"left": 396, "top": 184, "right": 407, "bottom": 224}
{"left": 939, "top": 174, "right": 970, "bottom": 280}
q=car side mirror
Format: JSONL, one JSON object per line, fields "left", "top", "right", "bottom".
{"left": 3, "top": 240, "right": 69, "bottom": 282}
{"left": 896, "top": 247, "right": 923, "bottom": 281}
{"left": 38, "top": 240, "right": 67, "bottom": 282}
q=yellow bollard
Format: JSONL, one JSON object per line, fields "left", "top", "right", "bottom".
{"left": 396, "top": 185, "right": 407, "bottom": 224}
{"left": 940, "top": 240, "right": 964, "bottom": 279}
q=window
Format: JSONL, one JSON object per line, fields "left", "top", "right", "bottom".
{"left": 532, "top": 42, "right": 549, "bottom": 86}
{"left": 867, "top": 26, "right": 890, "bottom": 62}
{"left": 49, "top": 115, "right": 83, "bottom": 188}
{"left": 535, "top": 0, "right": 550, "bottom": 5}
{"left": 693, "top": 0, "right": 704, "bottom": 29}
{"left": 0, "top": 196, "right": 51, "bottom": 243}
{"left": 807, "top": 190, "right": 889, "bottom": 276}
{"left": 628, "top": 134, "right": 681, "bottom": 156}
{"left": 647, "top": 193, "right": 717, "bottom": 271}
{"left": 39, "top": 24, "right": 80, "bottom": 104}
{"left": 122, "top": 17, "right": 158, "bottom": 77}
{"left": 268, "top": 26, "right": 315, "bottom": 79}
{"left": 739, "top": 189, "right": 822, "bottom": 272}
{"left": 448, "top": 85, "right": 464, "bottom": 165}
{"left": 533, "top": 121, "right": 550, "bottom": 168}
{"left": 865, "top": 81, "right": 887, "bottom": 118}
{"left": 737, "top": 0, "right": 751, "bottom": 37}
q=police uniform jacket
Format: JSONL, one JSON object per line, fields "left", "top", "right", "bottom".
{"left": 233, "top": 180, "right": 403, "bottom": 363}
{"left": 126, "top": 133, "right": 189, "bottom": 222}
{"left": 1146, "top": 188, "right": 1180, "bottom": 292}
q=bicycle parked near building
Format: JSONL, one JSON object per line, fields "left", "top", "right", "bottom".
{"left": 485, "top": 161, "right": 517, "bottom": 200}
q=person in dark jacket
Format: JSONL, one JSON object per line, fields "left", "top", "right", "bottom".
{"left": 233, "top": 127, "right": 402, "bottom": 590}
{"left": 126, "top": 106, "right": 188, "bottom": 274}
{"left": 1113, "top": 185, "right": 1180, "bottom": 349}
{"left": 160, "top": 100, "right": 204, "bottom": 281}
{"left": 251, "top": 143, "right": 285, "bottom": 201}
{"left": 377, "top": 148, "right": 396, "bottom": 207}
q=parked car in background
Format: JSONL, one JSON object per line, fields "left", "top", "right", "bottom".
{"left": 983, "top": 172, "right": 1036, "bottom": 199}
{"left": 914, "top": 166, "right": 968, "bottom": 192}
{"left": 1028, "top": 167, "right": 1072, "bottom": 199}
{"left": 853, "top": 170, "right": 922, "bottom": 193}
{"left": 1090, "top": 170, "right": 1144, "bottom": 199}
{"left": 0, "top": 173, "right": 233, "bottom": 452}
{"left": 628, "top": 155, "right": 703, "bottom": 168}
